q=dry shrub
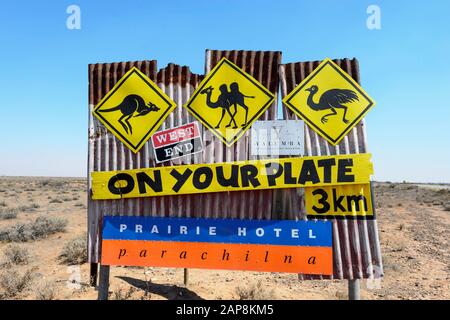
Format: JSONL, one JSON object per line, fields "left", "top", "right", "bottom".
{"left": 3, "top": 244, "right": 29, "bottom": 265}
{"left": 60, "top": 234, "right": 87, "bottom": 265}
{"left": 0, "top": 216, "right": 67, "bottom": 242}
{"left": 18, "top": 203, "right": 39, "bottom": 212}
{"left": 40, "top": 180, "right": 66, "bottom": 188}
{"left": 35, "top": 281, "right": 57, "bottom": 300}
{"left": 0, "top": 269, "right": 33, "bottom": 298}
{"left": 236, "top": 281, "right": 276, "bottom": 300}
{"left": 112, "top": 286, "right": 137, "bottom": 300}
{"left": 0, "top": 208, "right": 18, "bottom": 220}
{"left": 49, "top": 198, "right": 63, "bottom": 204}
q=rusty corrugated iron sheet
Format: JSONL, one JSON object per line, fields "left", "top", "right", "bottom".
{"left": 87, "top": 61, "right": 204, "bottom": 262}
{"left": 88, "top": 54, "right": 382, "bottom": 281}
{"left": 203, "top": 50, "right": 282, "bottom": 220}
{"left": 279, "top": 58, "right": 383, "bottom": 280}
{"left": 87, "top": 50, "right": 282, "bottom": 262}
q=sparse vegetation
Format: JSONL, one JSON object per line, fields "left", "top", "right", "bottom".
{"left": 3, "top": 244, "right": 29, "bottom": 265}
{"left": 0, "top": 201, "right": 7, "bottom": 207}
{"left": 0, "top": 269, "right": 33, "bottom": 298}
{"left": 0, "top": 209, "right": 18, "bottom": 220}
{"left": 235, "top": 281, "right": 276, "bottom": 300}
{"left": 111, "top": 286, "right": 138, "bottom": 300}
{"left": 18, "top": 203, "right": 39, "bottom": 212}
{"left": 49, "top": 198, "right": 63, "bottom": 204}
{"left": 35, "top": 281, "right": 57, "bottom": 300}
{"left": 60, "top": 234, "right": 87, "bottom": 265}
{"left": 0, "top": 216, "right": 67, "bottom": 243}
{"left": 39, "top": 180, "right": 66, "bottom": 188}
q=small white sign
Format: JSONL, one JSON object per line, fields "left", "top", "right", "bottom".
{"left": 251, "top": 120, "right": 305, "bottom": 156}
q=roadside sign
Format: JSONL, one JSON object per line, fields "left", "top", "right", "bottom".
{"left": 91, "top": 153, "right": 374, "bottom": 200}
{"left": 251, "top": 120, "right": 305, "bottom": 156}
{"left": 151, "top": 122, "right": 203, "bottom": 163}
{"left": 93, "top": 67, "right": 176, "bottom": 153}
{"left": 282, "top": 58, "right": 375, "bottom": 145}
{"left": 101, "top": 216, "right": 333, "bottom": 275}
{"left": 184, "top": 58, "right": 275, "bottom": 146}
{"left": 305, "top": 183, "right": 374, "bottom": 219}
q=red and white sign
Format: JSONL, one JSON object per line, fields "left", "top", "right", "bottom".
{"left": 151, "top": 122, "right": 203, "bottom": 163}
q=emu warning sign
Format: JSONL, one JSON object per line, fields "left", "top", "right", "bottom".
{"left": 282, "top": 58, "right": 375, "bottom": 145}
{"left": 93, "top": 67, "right": 176, "bottom": 153}
{"left": 184, "top": 58, "right": 275, "bottom": 146}
{"left": 91, "top": 153, "right": 374, "bottom": 200}
{"left": 101, "top": 216, "right": 333, "bottom": 275}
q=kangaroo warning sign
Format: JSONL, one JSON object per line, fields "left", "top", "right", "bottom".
{"left": 151, "top": 122, "right": 203, "bottom": 163}
{"left": 92, "top": 67, "right": 176, "bottom": 153}
{"left": 184, "top": 58, "right": 275, "bottom": 146}
{"left": 282, "top": 58, "right": 375, "bottom": 145}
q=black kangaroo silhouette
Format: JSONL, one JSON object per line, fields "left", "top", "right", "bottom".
{"left": 200, "top": 82, "right": 254, "bottom": 129}
{"left": 305, "top": 85, "right": 359, "bottom": 124}
{"left": 99, "top": 94, "right": 160, "bottom": 134}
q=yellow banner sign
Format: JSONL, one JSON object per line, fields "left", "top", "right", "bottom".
{"left": 92, "top": 67, "right": 176, "bottom": 153}
{"left": 305, "top": 183, "right": 374, "bottom": 218}
{"left": 91, "top": 154, "right": 373, "bottom": 200}
{"left": 184, "top": 58, "right": 275, "bottom": 146}
{"left": 282, "top": 58, "right": 375, "bottom": 145}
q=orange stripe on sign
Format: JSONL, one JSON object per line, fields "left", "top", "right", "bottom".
{"left": 101, "top": 240, "right": 333, "bottom": 275}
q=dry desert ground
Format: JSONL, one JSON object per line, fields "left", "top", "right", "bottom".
{"left": 0, "top": 177, "right": 449, "bottom": 300}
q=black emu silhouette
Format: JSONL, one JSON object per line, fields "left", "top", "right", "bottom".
{"left": 200, "top": 82, "right": 254, "bottom": 129}
{"left": 305, "top": 85, "right": 358, "bottom": 124}
{"left": 99, "top": 94, "right": 160, "bottom": 134}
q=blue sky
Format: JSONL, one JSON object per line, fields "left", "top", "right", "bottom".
{"left": 0, "top": 0, "right": 449, "bottom": 182}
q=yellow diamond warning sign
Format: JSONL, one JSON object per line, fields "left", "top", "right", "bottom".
{"left": 184, "top": 58, "right": 275, "bottom": 146}
{"left": 283, "top": 58, "right": 375, "bottom": 145}
{"left": 93, "top": 67, "right": 176, "bottom": 153}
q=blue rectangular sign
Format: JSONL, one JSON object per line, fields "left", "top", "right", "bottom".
{"left": 102, "top": 216, "right": 332, "bottom": 247}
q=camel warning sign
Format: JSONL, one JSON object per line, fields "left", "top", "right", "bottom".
{"left": 184, "top": 58, "right": 275, "bottom": 146}
{"left": 93, "top": 67, "right": 176, "bottom": 153}
{"left": 282, "top": 58, "right": 375, "bottom": 145}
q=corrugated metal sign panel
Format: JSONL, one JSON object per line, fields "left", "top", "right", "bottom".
{"left": 87, "top": 50, "right": 282, "bottom": 262}
{"left": 202, "top": 50, "right": 282, "bottom": 220}
{"left": 88, "top": 54, "right": 383, "bottom": 281}
{"left": 87, "top": 61, "right": 204, "bottom": 262}
{"left": 279, "top": 58, "right": 383, "bottom": 280}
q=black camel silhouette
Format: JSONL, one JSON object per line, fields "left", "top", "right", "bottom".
{"left": 226, "top": 82, "right": 254, "bottom": 128}
{"left": 305, "top": 85, "right": 359, "bottom": 124}
{"left": 200, "top": 85, "right": 236, "bottom": 128}
{"left": 99, "top": 94, "right": 160, "bottom": 134}
{"left": 200, "top": 82, "right": 254, "bottom": 129}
